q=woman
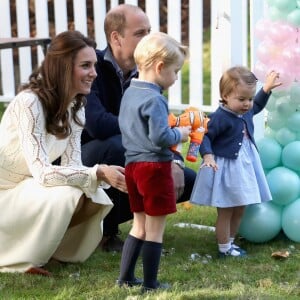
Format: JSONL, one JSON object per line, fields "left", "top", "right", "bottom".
{"left": 0, "top": 30, "right": 127, "bottom": 275}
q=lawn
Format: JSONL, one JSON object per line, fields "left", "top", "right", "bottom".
{"left": 1, "top": 145, "right": 300, "bottom": 299}
{"left": 1, "top": 200, "right": 300, "bottom": 299}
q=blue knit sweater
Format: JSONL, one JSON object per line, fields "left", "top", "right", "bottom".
{"left": 119, "top": 79, "right": 182, "bottom": 165}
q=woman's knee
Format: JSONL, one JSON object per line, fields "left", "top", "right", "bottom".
{"left": 69, "top": 195, "right": 100, "bottom": 227}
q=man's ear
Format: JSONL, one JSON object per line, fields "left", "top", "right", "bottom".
{"left": 110, "top": 31, "right": 121, "bottom": 47}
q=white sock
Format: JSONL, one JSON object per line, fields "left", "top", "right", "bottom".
{"left": 219, "top": 242, "right": 240, "bottom": 256}
{"left": 218, "top": 242, "right": 231, "bottom": 253}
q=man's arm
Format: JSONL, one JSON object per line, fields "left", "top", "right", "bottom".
{"left": 84, "top": 51, "right": 122, "bottom": 140}
{"left": 84, "top": 88, "right": 120, "bottom": 140}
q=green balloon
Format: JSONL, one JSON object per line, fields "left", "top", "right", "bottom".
{"left": 275, "top": 96, "right": 295, "bottom": 118}
{"left": 282, "top": 141, "right": 300, "bottom": 171}
{"left": 269, "top": 6, "right": 287, "bottom": 21}
{"left": 287, "top": 112, "right": 300, "bottom": 132}
{"left": 239, "top": 202, "right": 282, "bottom": 243}
{"left": 257, "top": 137, "right": 282, "bottom": 169}
{"left": 282, "top": 198, "right": 300, "bottom": 242}
{"left": 274, "top": 0, "right": 297, "bottom": 13}
{"left": 267, "top": 111, "right": 286, "bottom": 130}
{"left": 267, "top": 167, "right": 300, "bottom": 206}
{"left": 266, "top": 94, "right": 277, "bottom": 112}
{"left": 290, "top": 82, "right": 300, "bottom": 104}
{"left": 275, "top": 127, "right": 296, "bottom": 146}
{"left": 287, "top": 9, "right": 300, "bottom": 26}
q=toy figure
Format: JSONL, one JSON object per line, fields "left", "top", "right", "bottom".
{"left": 168, "top": 107, "right": 209, "bottom": 162}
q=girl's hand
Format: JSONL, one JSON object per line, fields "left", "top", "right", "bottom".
{"left": 201, "top": 154, "right": 218, "bottom": 171}
{"left": 263, "top": 70, "right": 282, "bottom": 93}
{"left": 96, "top": 165, "right": 128, "bottom": 193}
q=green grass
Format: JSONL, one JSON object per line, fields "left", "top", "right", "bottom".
{"left": 1, "top": 203, "right": 300, "bottom": 299}
{"left": 1, "top": 147, "right": 300, "bottom": 299}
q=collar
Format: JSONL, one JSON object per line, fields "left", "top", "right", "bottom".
{"left": 104, "top": 47, "right": 137, "bottom": 82}
{"left": 220, "top": 105, "right": 244, "bottom": 118}
{"left": 131, "top": 78, "right": 163, "bottom": 94}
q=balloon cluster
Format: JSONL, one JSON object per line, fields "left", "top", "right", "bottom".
{"left": 239, "top": 0, "right": 300, "bottom": 243}
{"left": 254, "top": 0, "right": 300, "bottom": 90}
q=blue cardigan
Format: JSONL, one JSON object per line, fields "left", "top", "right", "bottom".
{"left": 200, "top": 88, "right": 270, "bottom": 159}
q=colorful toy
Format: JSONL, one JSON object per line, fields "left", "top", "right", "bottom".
{"left": 168, "top": 107, "right": 209, "bottom": 162}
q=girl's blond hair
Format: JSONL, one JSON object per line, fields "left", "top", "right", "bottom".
{"left": 134, "top": 32, "right": 188, "bottom": 70}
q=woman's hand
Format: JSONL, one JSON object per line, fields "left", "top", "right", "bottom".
{"left": 96, "top": 165, "right": 128, "bottom": 193}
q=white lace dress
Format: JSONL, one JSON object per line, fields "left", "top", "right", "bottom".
{"left": 0, "top": 91, "right": 113, "bottom": 273}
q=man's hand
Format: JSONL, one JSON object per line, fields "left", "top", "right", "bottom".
{"left": 171, "top": 161, "right": 185, "bottom": 201}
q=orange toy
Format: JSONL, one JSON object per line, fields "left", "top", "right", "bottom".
{"left": 168, "top": 107, "right": 209, "bottom": 162}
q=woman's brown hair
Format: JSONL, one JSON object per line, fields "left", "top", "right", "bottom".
{"left": 20, "top": 30, "right": 96, "bottom": 139}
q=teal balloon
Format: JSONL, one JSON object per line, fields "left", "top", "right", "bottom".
{"left": 287, "top": 9, "right": 300, "bottom": 26}
{"left": 257, "top": 137, "right": 282, "bottom": 169}
{"left": 265, "top": 127, "right": 276, "bottom": 138}
{"left": 282, "top": 198, "right": 300, "bottom": 242}
{"left": 286, "top": 111, "right": 300, "bottom": 132}
{"left": 267, "top": 167, "right": 300, "bottom": 206}
{"left": 275, "top": 127, "right": 296, "bottom": 146}
{"left": 265, "top": 94, "right": 277, "bottom": 112}
{"left": 275, "top": 96, "right": 295, "bottom": 117}
{"left": 290, "top": 82, "right": 300, "bottom": 104}
{"left": 269, "top": 6, "right": 287, "bottom": 21}
{"left": 282, "top": 141, "right": 300, "bottom": 171}
{"left": 239, "top": 202, "right": 282, "bottom": 243}
{"left": 273, "top": 0, "right": 297, "bottom": 12}
{"left": 267, "top": 111, "right": 286, "bottom": 130}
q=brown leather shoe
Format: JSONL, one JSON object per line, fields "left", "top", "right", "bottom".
{"left": 99, "top": 235, "right": 124, "bottom": 252}
{"left": 25, "top": 267, "right": 52, "bottom": 277}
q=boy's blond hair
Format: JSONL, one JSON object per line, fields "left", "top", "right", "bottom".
{"left": 134, "top": 32, "right": 189, "bottom": 70}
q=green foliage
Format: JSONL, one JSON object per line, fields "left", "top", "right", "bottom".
{"left": 0, "top": 103, "right": 5, "bottom": 120}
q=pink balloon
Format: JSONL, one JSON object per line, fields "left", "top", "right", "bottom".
{"left": 269, "top": 21, "right": 297, "bottom": 45}
{"left": 270, "top": 65, "right": 295, "bottom": 91}
{"left": 256, "top": 40, "right": 282, "bottom": 64}
{"left": 282, "top": 46, "right": 295, "bottom": 66}
{"left": 253, "top": 61, "right": 268, "bottom": 83}
{"left": 254, "top": 19, "right": 271, "bottom": 40}
{"left": 293, "top": 45, "right": 300, "bottom": 65}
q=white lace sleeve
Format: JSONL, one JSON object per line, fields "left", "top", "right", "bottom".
{"left": 17, "top": 93, "right": 99, "bottom": 195}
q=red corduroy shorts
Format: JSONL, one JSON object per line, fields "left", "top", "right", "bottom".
{"left": 125, "top": 161, "right": 177, "bottom": 216}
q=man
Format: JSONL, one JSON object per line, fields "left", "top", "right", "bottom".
{"left": 81, "top": 4, "right": 196, "bottom": 252}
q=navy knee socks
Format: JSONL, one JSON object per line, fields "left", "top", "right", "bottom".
{"left": 119, "top": 234, "right": 143, "bottom": 281}
{"left": 142, "top": 240, "right": 162, "bottom": 289}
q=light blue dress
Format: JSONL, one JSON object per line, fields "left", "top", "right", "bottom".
{"left": 190, "top": 134, "right": 272, "bottom": 208}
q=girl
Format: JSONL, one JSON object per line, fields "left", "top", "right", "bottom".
{"left": 190, "top": 66, "right": 281, "bottom": 257}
